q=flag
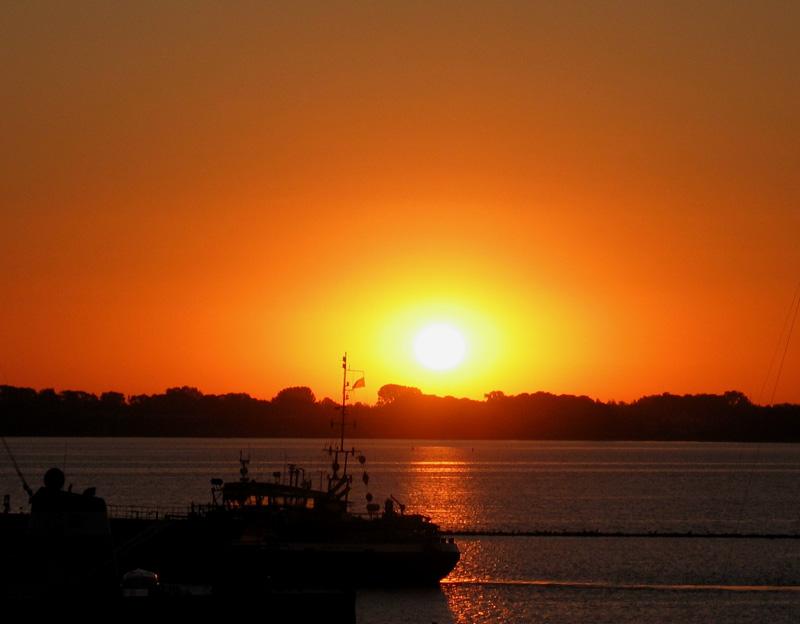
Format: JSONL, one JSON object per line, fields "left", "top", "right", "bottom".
{"left": 352, "top": 376, "right": 365, "bottom": 389}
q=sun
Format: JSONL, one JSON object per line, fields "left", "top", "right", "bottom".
{"left": 413, "top": 324, "right": 467, "bottom": 370}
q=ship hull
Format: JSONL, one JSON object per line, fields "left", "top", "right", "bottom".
{"left": 226, "top": 540, "right": 461, "bottom": 588}
{"left": 110, "top": 513, "right": 460, "bottom": 590}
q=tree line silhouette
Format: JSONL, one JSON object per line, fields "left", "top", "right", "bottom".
{"left": 1, "top": 384, "right": 799, "bottom": 441}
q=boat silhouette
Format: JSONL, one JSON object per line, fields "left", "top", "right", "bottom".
{"left": 1, "top": 356, "right": 459, "bottom": 596}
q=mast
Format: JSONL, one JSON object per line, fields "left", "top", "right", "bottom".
{"left": 340, "top": 353, "right": 349, "bottom": 450}
{"left": 325, "top": 353, "right": 359, "bottom": 503}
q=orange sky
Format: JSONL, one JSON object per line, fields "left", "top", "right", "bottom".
{"left": 2, "top": 2, "right": 799, "bottom": 406}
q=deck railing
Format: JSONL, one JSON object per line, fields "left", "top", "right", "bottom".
{"left": 107, "top": 504, "right": 195, "bottom": 521}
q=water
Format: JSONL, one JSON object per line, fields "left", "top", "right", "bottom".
{"left": 2, "top": 438, "right": 800, "bottom": 622}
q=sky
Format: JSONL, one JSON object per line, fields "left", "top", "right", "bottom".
{"left": 2, "top": 1, "right": 799, "bottom": 406}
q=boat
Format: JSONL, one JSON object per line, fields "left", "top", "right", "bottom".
{"left": 1, "top": 355, "right": 459, "bottom": 595}
{"left": 186, "top": 353, "right": 461, "bottom": 588}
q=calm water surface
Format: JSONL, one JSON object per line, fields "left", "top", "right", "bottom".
{"left": 2, "top": 438, "right": 799, "bottom": 622}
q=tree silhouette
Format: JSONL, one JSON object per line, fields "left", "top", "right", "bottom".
{"left": 1, "top": 384, "right": 798, "bottom": 440}
{"left": 376, "top": 384, "right": 422, "bottom": 406}
{"left": 273, "top": 386, "right": 316, "bottom": 404}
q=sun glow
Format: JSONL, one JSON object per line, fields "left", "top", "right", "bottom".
{"left": 413, "top": 324, "right": 467, "bottom": 371}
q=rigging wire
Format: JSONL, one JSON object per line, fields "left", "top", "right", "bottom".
{"left": 714, "top": 281, "right": 800, "bottom": 535}
{"left": 714, "top": 277, "right": 800, "bottom": 612}
{"left": 756, "top": 279, "right": 800, "bottom": 405}
{"left": 768, "top": 280, "right": 800, "bottom": 405}
{"left": 1, "top": 436, "right": 33, "bottom": 500}
{"left": 736, "top": 278, "right": 800, "bottom": 528}
{"left": 726, "top": 277, "right": 800, "bottom": 536}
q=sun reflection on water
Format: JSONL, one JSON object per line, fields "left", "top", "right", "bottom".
{"left": 400, "top": 445, "right": 485, "bottom": 534}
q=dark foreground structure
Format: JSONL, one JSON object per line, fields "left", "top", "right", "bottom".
{"left": 0, "top": 359, "right": 459, "bottom": 616}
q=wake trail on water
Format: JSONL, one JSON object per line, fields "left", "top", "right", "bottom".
{"left": 443, "top": 579, "right": 800, "bottom": 593}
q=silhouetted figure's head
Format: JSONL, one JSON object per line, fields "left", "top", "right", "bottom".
{"left": 43, "top": 467, "right": 65, "bottom": 490}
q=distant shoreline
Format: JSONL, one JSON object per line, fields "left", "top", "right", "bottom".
{"left": 2, "top": 385, "right": 799, "bottom": 442}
